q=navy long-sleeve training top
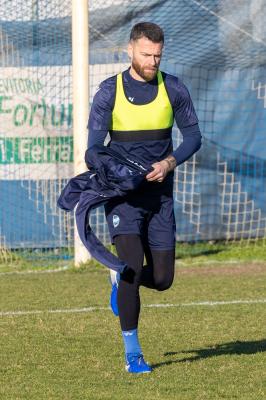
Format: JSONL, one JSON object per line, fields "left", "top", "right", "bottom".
{"left": 88, "top": 68, "right": 201, "bottom": 167}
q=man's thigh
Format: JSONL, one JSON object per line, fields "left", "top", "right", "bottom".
{"left": 105, "top": 196, "right": 146, "bottom": 243}
{"left": 147, "top": 196, "right": 176, "bottom": 250}
{"left": 105, "top": 193, "right": 175, "bottom": 249}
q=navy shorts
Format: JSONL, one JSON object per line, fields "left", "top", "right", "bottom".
{"left": 105, "top": 192, "right": 176, "bottom": 250}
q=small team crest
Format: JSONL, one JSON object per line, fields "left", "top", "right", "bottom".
{"left": 113, "top": 214, "right": 120, "bottom": 228}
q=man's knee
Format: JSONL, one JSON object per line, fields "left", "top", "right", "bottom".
{"left": 150, "top": 248, "right": 175, "bottom": 291}
{"left": 154, "top": 274, "right": 174, "bottom": 291}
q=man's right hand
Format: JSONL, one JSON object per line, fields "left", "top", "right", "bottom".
{"left": 146, "top": 155, "right": 177, "bottom": 183}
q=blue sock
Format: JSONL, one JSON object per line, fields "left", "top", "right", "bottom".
{"left": 122, "top": 328, "right": 142, "bottom": 356}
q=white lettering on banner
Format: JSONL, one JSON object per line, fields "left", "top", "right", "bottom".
{"left": 0, "top": 78, "right": 43, "bottom": 95}
{"left": 19, "top": 138, "right": 32, "bottom": 162}
{"left": 31, "top": 144, "right": 42, "bottom": 163}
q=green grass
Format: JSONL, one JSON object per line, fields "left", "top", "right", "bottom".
{"left": 0, "top": 249, "right": 73, "bottom": 273}
{"left": 1, "top": 239, "right": 266, "bottom": 274}
{"left": 1, "top": 262, "right": 266, "bottom": 399}
{"left": 175, "top": 239, "right": 266, "bottom": 265}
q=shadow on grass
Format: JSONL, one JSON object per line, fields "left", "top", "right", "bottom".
{"left": 152, "top": 339, "right": 266, "bottom": 369}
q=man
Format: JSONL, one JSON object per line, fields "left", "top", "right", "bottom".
{"left": 88, "top": 22, "right": 201, "bottom": 373}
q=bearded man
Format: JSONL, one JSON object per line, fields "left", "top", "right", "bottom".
{"left": 87, "top": 22, "right": 202, "bottom": 373}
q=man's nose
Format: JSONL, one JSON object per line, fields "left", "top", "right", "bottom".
{"left": 150, "top": 56, "right": 157, "bottom": 66}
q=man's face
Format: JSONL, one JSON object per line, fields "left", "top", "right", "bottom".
{"left": 128, "top": 37, "right": 163, "bottom": 81}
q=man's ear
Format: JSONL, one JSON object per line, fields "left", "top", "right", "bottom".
{"left": 127, "top": 41, "right": 133, "bottom": 60}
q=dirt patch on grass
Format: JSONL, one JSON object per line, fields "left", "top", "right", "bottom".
{"left": 176, "top": 262, "right": 266, "bottom": 276}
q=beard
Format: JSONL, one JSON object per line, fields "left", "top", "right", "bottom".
{"left": 131, "top": 58, "right": 159, "bottom": 81}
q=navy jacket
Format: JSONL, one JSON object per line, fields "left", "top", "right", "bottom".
{"left": 57, "top": 145, "right": 151, "bottom": 272}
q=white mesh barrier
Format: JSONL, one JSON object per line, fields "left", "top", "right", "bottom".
{"left": 0, "top": 1, "right": 74, "bottom": 257}
{"left": 218, "top": 153, "right": 266, "bottom": 241}
{"left": 1, "top": 0, "right": 266, "bottom": 262}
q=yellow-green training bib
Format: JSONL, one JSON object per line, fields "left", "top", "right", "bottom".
{"left": 111, "top": 71, "right": 174, "bottom": 135}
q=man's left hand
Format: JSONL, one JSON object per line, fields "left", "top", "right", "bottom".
{"left": 146, "top": 156, "right": 177, "bottom": 183}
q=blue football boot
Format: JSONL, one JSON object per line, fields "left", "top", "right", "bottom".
{"left": 109, "top": 269, "right": 120, "bottom": 316}
{"left": 125, "top": 353, "right": 152, "bottom": 374}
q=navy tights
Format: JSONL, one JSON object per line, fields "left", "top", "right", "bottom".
{"left": 114, "top": 234, "right": 175, "bottom": 331}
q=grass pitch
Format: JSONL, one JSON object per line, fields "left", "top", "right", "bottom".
{"left": 1, "top": 257, "right": 266, "bottom": 399}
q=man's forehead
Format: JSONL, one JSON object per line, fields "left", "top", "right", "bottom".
{"left": 132, "top": 37, "right": 163, "bottom": 52}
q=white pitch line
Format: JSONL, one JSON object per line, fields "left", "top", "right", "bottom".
{"left": 1, "top": 299, "right": 266, "bottom": 317}
{"left": 0, "top": 306, "right": 109, "bottom": 317}
{"left": 145, "top": 299, "right": 266, "bottom": 307}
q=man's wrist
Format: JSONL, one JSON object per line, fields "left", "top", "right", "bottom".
{"left": 163, "top": 156, "right": 177, "bottom": 172}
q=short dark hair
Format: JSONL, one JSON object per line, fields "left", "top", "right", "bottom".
{"left": 130, "top": 22, "right": 164, "bottom": 44}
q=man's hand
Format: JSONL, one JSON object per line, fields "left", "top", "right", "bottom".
{"left": 146, "top": 155, "right": 177, "bottom": 182}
